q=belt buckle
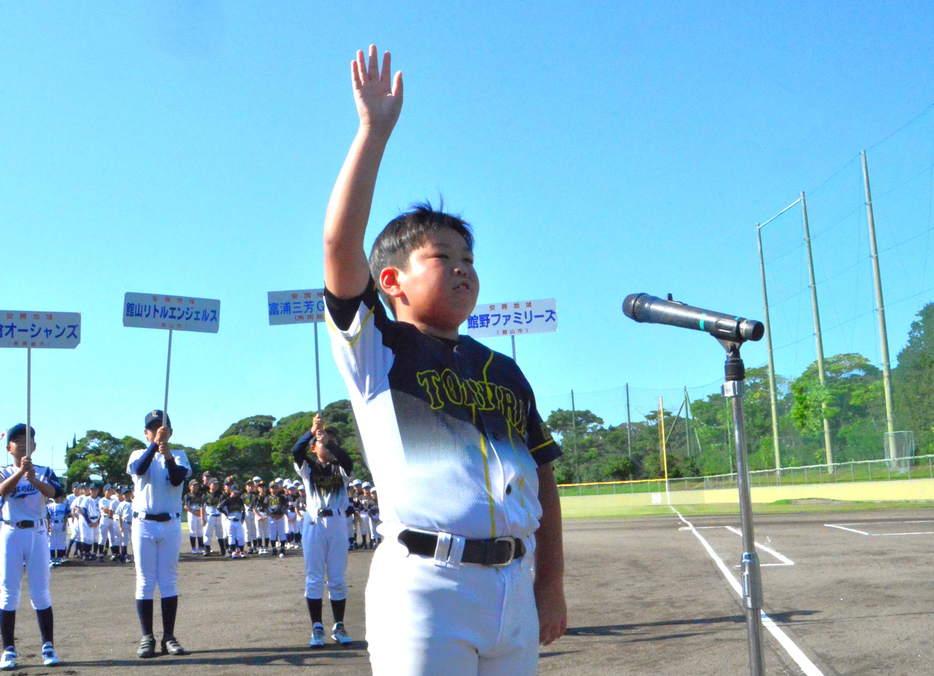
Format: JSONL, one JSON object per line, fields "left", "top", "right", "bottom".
{"left": 492, "top": 537, "right": 516, "bottom": 568}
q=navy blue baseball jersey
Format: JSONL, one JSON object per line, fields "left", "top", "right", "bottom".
{"left": 325, "top": 280, "right": 560, "bottom": 541}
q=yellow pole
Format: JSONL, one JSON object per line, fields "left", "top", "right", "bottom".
{"left": 659, "top": 397, "right": 668, "bottom": 483}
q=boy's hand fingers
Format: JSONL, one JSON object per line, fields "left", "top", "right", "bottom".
{"left": 380, "top": 50, "right": 392, "bottom": 83}
{"left": 367, "top": 44, "right": 379, "bottom": 80}
{"left": 392, "top": 70, "right": 403, "bottom": 99}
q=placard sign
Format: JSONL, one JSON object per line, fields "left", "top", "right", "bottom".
{"left": 0, "top": 311, "right": 81, "bottom": 349}
{"left": 267, "top": 289, "right": 326, "bottom": 325}
{"left": 123, "top": 293, "right": 220, "bottom": 333}
{"left": 464, "top": 299, "right": 557, "bottom": 338}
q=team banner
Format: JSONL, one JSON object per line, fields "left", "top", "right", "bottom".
{"left": 0, "top": 311, "right": 81, "bottom": 349}
{"left": 267, "top": 289, "right": 326, "bottom": 325}
{"left": 123, "top": 293, "right": 220, "bottom": 333}
{"left": 464, "top": 298, "right": 557, "bottom": 338}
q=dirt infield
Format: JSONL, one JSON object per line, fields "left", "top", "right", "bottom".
{"left": 11, "top": 510, "right": 933, "bottom": 674}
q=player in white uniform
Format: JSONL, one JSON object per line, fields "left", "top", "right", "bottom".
{"left": 47, "top": 496, "right": 68, "bottom": 567}
{"left": 183, "top": 480, "right": 204, "bottom": 555}
{"left": 320, "top": 46, "right": 567, "bottom": 675}
{"left": 115, "top": 487, "right": 134, "bottom": 563}
{"left": 99, "top": 484, "right": 120, "bottom": 561}
{"left": 293, "top": 415, "right": 354, "bottom": 647}
{"left": 200, "top": 478, "right": 226, "bottom": 557}
{"left": 0, "top": 424, "right": 62, "bottom": 669}
{"left": 127, "top": 410, "right": 191, "bottom": 658}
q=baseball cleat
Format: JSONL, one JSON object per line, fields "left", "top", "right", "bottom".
{"left": 309, "top": 623, "right": 325, "bottom": 648}
{"left": 0, "top": 647, "right": 15, "bottom": 670}
{"left": 278, "top": 551, "right": 285, "bottom": 558}
{"left": 161, "top": 636, "right": 186, "bottom": 656}
{"left": 137, "top": 634, "right": 156, "bottom": 659}
{"left": 331, "top": 622, "right": 353, "bottom": 645}
{"left": 41, "top": 642, "right": 58, "bottom": 666}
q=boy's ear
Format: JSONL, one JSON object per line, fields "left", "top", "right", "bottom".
{"left": 379, "top": 267, "right": 406, "bottom": 302}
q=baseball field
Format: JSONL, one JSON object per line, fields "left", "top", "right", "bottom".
{"left": 12, "top": 505, "right": 932, "bottom": 675}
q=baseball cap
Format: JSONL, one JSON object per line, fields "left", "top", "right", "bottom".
{"left": 144, "top": 410, "right": 171, "bottom": 429}
{"left": 122, "top": 486, "right": 133, "bottom": 495}
{"left": 362, "top": 482, "right": 372, "bottom": 489}
{"left": 5, "top": 424, "right": 36, "bottom": 442}
{"left": 251, "top": 476, "right": 262, "bottom": 483}
{"left": 209, "top": 478, "right": 220, "bottom": 486}
{"left": 103, "top": 484, "right": 113, "bottom": 491}
{"left": 188, "top": 479, "right": 200, "bottom": 486}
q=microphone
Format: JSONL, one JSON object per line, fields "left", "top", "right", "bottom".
{"left": 623, "top": 293, "right": 764, "bottom": 342}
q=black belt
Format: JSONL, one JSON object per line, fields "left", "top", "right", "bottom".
{"left": 317, "top": 508, "right": 334, "bottom": 517}
{"left": 398, "top": 530, "right": 526, "bottom": 567}
{"left": 2, "top": 520, "right": 41, "bottom": 529}
{"left": 134, "top": 512, "right": 179, "bottom": 522}
{"left": 228, "top": 517, "right": 241, "bottom": 522}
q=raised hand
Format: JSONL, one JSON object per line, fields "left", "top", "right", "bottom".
{"left": 351, "top": 45, "right": 403, "bottom": 136}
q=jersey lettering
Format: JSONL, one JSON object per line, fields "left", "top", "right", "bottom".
{"left": 416, "top": 368, "right": 527, "bottom": 436}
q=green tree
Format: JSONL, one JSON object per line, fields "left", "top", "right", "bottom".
{"left": 64, "top": 431, "right": 146, "bottom": 486}
{"left": 894, "top": 302, "right": 934, "bottom": 453}
{"left": 220, "top": 415, "right": 276, "bottom": 439}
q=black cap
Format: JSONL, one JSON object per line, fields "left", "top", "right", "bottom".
{"left": 5, "top": 424, "right": 35, "bottom": 442}
{"left": 144, "top": 410, "right": 171, "bottom": 429}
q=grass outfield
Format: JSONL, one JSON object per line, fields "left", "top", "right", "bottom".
{"left": 562, "top": 498, "right": 934, "bottom": 519}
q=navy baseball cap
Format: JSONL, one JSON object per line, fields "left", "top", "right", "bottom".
{"left": 5, "top": 424, "right": 36, "bottom": 442}
{"left": 103, "top": 484, "right": 113, "bottom": 491}
{"left": 144, "top": 410, "right": 171, "bottom": 429}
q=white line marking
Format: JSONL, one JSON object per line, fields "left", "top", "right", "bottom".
{"left": 724, "top": 526, "right": 795, "bottom": 566}
{"left": 824, "top": 524, "right": 870, "bottom": 536}
{"left": 824, "top": 523, "right": 934, "bottom": 537}
{"left": 672, "top": 507, "right": 826, "bottom": 676}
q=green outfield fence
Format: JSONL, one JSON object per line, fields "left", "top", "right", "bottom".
{"left": 556, "top": 453, "right": 934, "bottom": 498}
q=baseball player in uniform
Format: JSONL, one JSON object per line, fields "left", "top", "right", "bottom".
{"left": 254, "top": 482, "right": 270, "bottom": 554}
{"left": 200, "top": 478, "right": 226, "bottom": 557}
{"left": 293, "top": 414, "right": 354, "bottom": 647}
{"left": 243, "top": 479, "right": 259, "bottom": 554}
{"left": 266, "top": 480, "right": 288, "bottom": 557}
{"left": 64, "top": 482, "right": 80, "bottom": 560}
{"left": 218, "top": 486, "right": 247, "bottom": 558}
{"left": 99, "top": 484, "right": 121, "bottom": 561}
{"left": 319, "top": 45, "right": 567, "bottom": 675}
{"left": 115, "top": 486, "right": 134, "bottom": 563}
{"left": 47, "top": 496, "right": 68, "bottom": 567}
{"left": 0, "top": 424, "right": 63, "bottom": 669}
{"left": 183, "top": 480, "right": 204, "bottom": 555}
{"left": 127, "top": 410, "right": 191, "bottom": 658}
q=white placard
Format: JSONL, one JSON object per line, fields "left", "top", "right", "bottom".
{"left": 464, "top": 299, "right": 557, "bottom": 338}
{"left": 123, "top": 293, "right": 220, "bottom": 333}
{"left": 0, "top": 311, "right": 81, "bottom": 349}
{"left": 267, "top": 289, "right": 326, "bottom": 325}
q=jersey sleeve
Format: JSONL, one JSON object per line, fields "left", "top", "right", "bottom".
{"left": 324, "top": 280, "right": 395, "bottom": 401}
{"left": 526, "top": 393, "right": 562, "bottom": 467}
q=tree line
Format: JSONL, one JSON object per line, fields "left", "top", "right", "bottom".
{"left": 64, "top": 400, "right": 370, "bottom": 488}
{"left": 64, "top": 303, "right": 934, "bottom": 487}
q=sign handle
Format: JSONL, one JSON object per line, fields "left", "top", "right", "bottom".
{"left": 511, "top": 335, "right": 517, "bottom": 362}
{"left": 164, "top": 329, "right": 173, "bottom": 429}
{"left": 314, "top": 321, "right": 322, "bottom": 415}
{"left": 26, "top": 347, "right": 32, "bottom": 459}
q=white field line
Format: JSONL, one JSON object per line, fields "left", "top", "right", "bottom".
{"left": 825, "top": 521, "right": 934, "bottom": 537}
{"left": 672, "top": 508, "right": 826, "bottom": 676}
{"left": 724, "top": 526, "right": 795, "bottom": 566}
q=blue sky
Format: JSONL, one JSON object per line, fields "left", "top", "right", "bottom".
{"left": 3, "top": 1, "right": 933, "bottom": 472}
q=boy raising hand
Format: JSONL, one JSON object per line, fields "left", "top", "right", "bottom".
{"left": 322, "top": 45, "right": 567, "bottom": 676}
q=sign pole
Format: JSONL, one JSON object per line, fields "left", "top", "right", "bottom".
{"left": 26, "top": 347, "right": 32, "bottom": 459}
{"left": 510, "top": 335, "right": 516, "bottom": 362}
{"left": 164, "top": 329, "right": 173, "bottom": 428}
{"left": 314, "top": 321, "right": 322, "bottom": 415}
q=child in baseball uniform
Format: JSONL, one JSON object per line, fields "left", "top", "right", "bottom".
{"left": 116, "top": 486, "right": 134, "bottom": 563}
{"left": 47, "top": 495, "right": 68, "bottom": 567}
{"left": 0, "top": 424, "right": 63, "bottom": 669}
{"left": 320, "top": 45, "right": 567, "bottom": 675}
{"left": 200, "top": 478, "right": 226, "bottom": 557}
{"left": 127, "top": 410, "right": 191, "bottom": 658}
{"left": 183, "top": 480, "right": 205, "bottom": 555}
{"left": 293, "top": 414, "right": 354, "bottom": 647}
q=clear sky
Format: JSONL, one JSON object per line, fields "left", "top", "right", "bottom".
{"left": 3, "top": 1, "right": 933, "bottom": 472}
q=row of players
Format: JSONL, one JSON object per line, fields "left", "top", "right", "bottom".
{"left": 49, "top": 473, "right": 380, "bottom": 566}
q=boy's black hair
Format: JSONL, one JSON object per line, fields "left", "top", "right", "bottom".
{"left": 368, "top": 200, "right": 474, "bottom": 314}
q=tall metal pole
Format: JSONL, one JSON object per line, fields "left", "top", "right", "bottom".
{"left": 571, "top": 390, "right": 578, "bottom": 481}
{"left": 26, "top": 348, "right": 32, "bottom": 459}
{"left": 314, "top": 321, "right": 322, "bottom": 415}
{"left": 802, "top": 193, "right": 834, "bottom": 469}
{"left": 758, "top": 224, "right": 782, "bottom": 473}
{"left": 511, "top": 335, "right": 516, "bottom": 362}
{"left": 862, "top": 151, "right": 897, "bottom": 462}
{"left": 163, "top": 329, "right": 173, "bottom": 428}
{"left": 683, "top": 387, "right": 692, "bottom": 456}
{"left": 625, "top": 383, "right": 632, "bottom": 459}
{"left": 658, "top": 397, "right": 668, "bottom": 486}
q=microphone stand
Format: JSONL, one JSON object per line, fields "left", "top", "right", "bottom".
{"left": 720, "top": 337, "right": 764, "bottom": 676}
